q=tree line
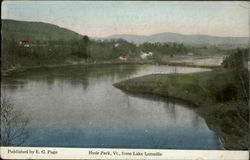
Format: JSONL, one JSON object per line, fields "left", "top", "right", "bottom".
{"left": 1, "top": 35, "right": 245, "bottom": 71}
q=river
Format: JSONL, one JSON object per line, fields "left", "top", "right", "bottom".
{"left": 1, "top": 64, "right": 220, "bottom": 149}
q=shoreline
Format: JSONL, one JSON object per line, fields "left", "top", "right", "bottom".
{"left": 1, "top": 60, "right": 220, "bottom": 77}
{"left": 113, "top": 69, "right": 249, "bottom": 150}
{"left": 113, "top": 85, "right": 200, "bottom": 109}
{"left": 1, "top": 59, "right": 248, "bottom": 150}
{"left": 113, "top": 87, "right": 225, "bottom": 150}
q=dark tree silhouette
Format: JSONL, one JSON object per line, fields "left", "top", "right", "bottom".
{"left": 78, "top": 35, "right": 91, "bottom": 59}
{"left": 1, "top": 97, "right": 30, "bottom": 146}
{"left": 222, "top": 48, "right": 248, "bottom": 69}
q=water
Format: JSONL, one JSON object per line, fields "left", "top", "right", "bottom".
{"left": 1, "top": 64, "right": 220, "bottom": 149}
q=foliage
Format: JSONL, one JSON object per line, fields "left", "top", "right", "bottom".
{"left": 2, "top": 19, "right": 82, "bottom": 41}
{"left": 71, "top": 35, "right": 91, "bottom": 59}
{"left": 1, "top": 97, "right": 30, "bottom": 146}
{"left": 222, "top": 48, "right": 249, "bottom": 69}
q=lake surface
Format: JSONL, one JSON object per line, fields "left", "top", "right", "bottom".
{"left": 1, "top": 64, "right": 220, "bottom": 149}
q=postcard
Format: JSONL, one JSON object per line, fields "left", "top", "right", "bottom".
{"left": 1, "top": 1, "right": 249, "bottom": 159}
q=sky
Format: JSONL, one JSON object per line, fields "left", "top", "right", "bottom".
{"left": 2, "top": 1, "right": 249, "bottom": 38}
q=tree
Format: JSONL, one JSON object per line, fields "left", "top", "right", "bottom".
{"left": 222, "top": 48, "right": 248, "bottom": 69}
{"left": 82, "top": 35, "right": 90, "bottom": 44}
{"left": 70, "top": 36, "right": 91, "bottom": 60}
{"left": 78, "top": 35, "right": 90, "bottom": 59}
{"left": 1, "top": 97, "right": 30, "bottom": 146}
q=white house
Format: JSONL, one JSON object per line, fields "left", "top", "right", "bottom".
{"left": 114, "top": 43, "right": 120, "bottom": 48}
{"left": 140, "top": 52, "right": 153, "bottom": 59}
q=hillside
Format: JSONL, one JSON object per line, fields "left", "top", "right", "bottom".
{"left": 101, "top": 32, "right": 248, "bottom": 45}
{"left": 1, "top": 19, "right": 83, "bottom": 41}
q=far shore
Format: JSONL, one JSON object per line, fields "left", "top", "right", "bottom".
{"left": 1, "top": 57, "right": 222, "bottom": 77}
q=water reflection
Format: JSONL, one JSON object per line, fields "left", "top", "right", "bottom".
{"left": 1, "top": 64, "right": 219, "bottom": 149}
{"left": 168, "top": 103, "right": 176, "bottom": 121}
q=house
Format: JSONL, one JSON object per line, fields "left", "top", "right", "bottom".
{"left": 114, "top": 43, "right": 120, "bottom": 48}
{"left": 19, "top": 40, "right": 30, "bottom": 47}
{"left": 118, "top": 54, "right": 127, "bottom": 61}
{"left": 140, "top": 52, "right": 153, "bottom": 59}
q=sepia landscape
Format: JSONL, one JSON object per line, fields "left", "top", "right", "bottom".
{"left": 1, "top": 1, "right": 249, "bottom": 151}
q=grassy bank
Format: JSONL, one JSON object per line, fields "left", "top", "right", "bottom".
{"left": 1, "top": 60, "right": 155, "bottom": 77}
{"left": 113, "top": 68, "right": 249, "bottom": 150}
{"left": 157, "top": 61, "right": 220, "bottom": 68}
{"left": 2, "top": 58, "right": 221, "bottom": 77}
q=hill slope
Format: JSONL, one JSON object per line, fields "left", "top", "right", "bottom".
{"left": 2, "top": 19, "right": 83, "bottom": 41}
{"left": 102, "top": 32, "right": 248, "bottom": 45}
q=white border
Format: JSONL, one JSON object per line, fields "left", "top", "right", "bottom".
{"left": 0, "top": 147, "right": 249, "bottom": 160}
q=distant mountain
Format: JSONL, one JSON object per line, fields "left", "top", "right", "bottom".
{"left": 2, "top": 19, "right": 83, "bottom": 41}
{"left": 2, "top": 19, "right": 248, "bottom": 45}
{"left": 100, "top": 32, "right": 248, "bottom": 45}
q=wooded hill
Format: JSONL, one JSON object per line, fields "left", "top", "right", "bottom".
{"left": 2, "top": 19, "right": 82, "bottom": 41}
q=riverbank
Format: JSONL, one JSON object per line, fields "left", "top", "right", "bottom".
{"left": 113, "top": 68, "right": 249, "bottom": 150}
{"left": 1, "top": 60, "right": 149, "bottom": 77}
{"left": 160, "top": 56, "right": 223, "bottom": 67}
{"left": 1, "top": 58, "right": 220, "bottom": 77}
